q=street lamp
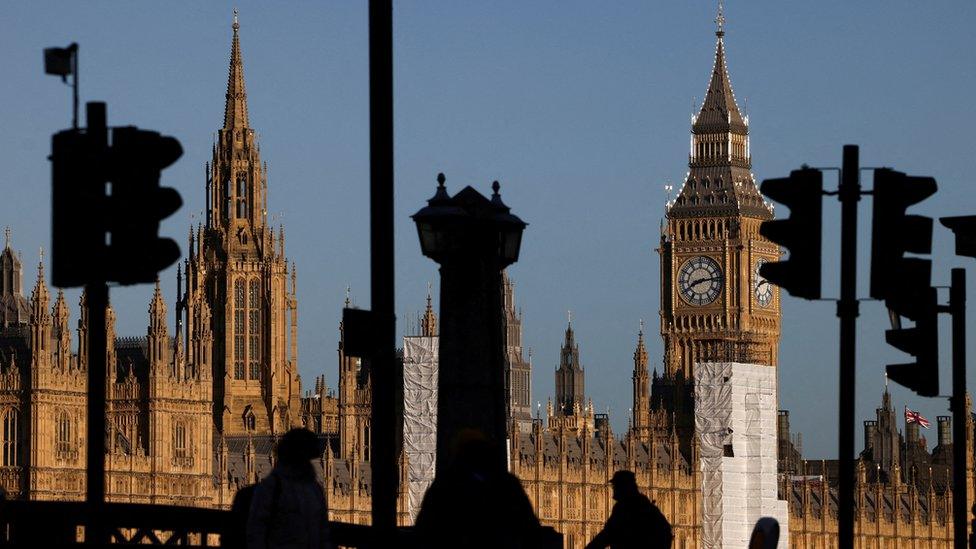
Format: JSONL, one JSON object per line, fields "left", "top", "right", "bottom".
{"left": 412, "top": 173, "right": 527, "bottom": 474}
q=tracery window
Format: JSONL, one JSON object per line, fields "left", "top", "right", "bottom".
{"left": 56, "top": 410, "right": 72, "bottom": 457}
{"left": 234, "top": 279, "right": 246, "bottom": 380}
{"left": 173, "top": 420, "right": 189, "bottom": 459}
{"left": 1, "top": 408, "right": 17, "bottom": 466}
{"left": 248, "top": 279, "right": 261, "bottom": 380}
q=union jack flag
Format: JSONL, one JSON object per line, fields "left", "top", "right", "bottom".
{"left": 905, "top": 406, "right": 931, "bottom": 428}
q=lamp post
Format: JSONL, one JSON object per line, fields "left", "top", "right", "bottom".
{"left": 413, "top": 174, "right": 526, "bottom": 473}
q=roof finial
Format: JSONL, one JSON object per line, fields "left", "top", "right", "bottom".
{"left": 233, "top": 8, "right": 240, "bottom": 31}
{"left": 567, "top": 309, "right": 572, "bottom": 326}
{"left": 3, "top": 226, "right": 9, "bottom": 249}
{"left": 639, "top": 318, "right": 645, "bottom": 335}
{"left": 715, "top": 0, "right": 726, "bottom": 36}
{"left": 344, "top": 285, "right": 351, "bottom": 308}
{"left": 39, "top": 246, "right": 44, "bottom": 264}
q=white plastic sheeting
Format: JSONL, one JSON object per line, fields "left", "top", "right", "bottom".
{"left": 695, "top": 362, "right": 789, "bottom": 548}
{"left": 402, "top": 336, "right": 439, "bottom": 522}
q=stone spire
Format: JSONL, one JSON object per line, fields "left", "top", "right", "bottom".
{"left": 0, "top": 229, "right": 30, "bottom": 326}
{"left": 29, "top": 255, "right": 51, "bottom": 373}
{"left": 632, "top": 320, "right": 650, "bottom": 435}
{"left": 53, "top": 290, "right": 71, "bottom": 371}
{"left": 223, "top": 9, "right": 250, "bottom": 130}
{"left": 420, "top": 283, "right": 437, "bottom": 337}
{"left": 148, "top": 278, "right": 169, "bottom": 374}
{"left": 555, "top": 315, "right": 585, "bottom": 417}
{"left": 149, "top": 278, "right": 167, "bottom": 335}
{"left": 30, "top": 255, "right": 49, "bottom": 320}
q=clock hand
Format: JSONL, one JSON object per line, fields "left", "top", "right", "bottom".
{"left": 690, "top": 276, "right": 722, "bottom": 289}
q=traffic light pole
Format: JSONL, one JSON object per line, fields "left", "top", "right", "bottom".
{"left": 84, "top": 102, "right": 108, "bottom": 542}
{"left": 368, "top": 0, "right": 399, "bottom": 543}
{"left": 950, "top": 268, "right": 967, "bottom": 549}
{"left": 837, "top": 144, "right": 859, "bottom": 549}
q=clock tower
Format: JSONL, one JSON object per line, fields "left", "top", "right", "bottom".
{"left": 658, "top": 11, "right": 780, "bottom": 382}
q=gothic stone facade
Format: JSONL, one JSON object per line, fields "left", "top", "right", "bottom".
{"left": 1, "top": 11, "right": 972, "bottom": 549}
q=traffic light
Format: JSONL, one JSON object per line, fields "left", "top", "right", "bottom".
{"left": 107, "top": 127, "right": 183, "bottom": 285}
{"left": 51, "top": 126, "right": 108, "bottom": 288}
{"left": 885, "top": 286, "right": 939, "bottom": 397}
{"left": 870, "top": 168, "right": 937, "bottom": 300}
{"left": 758, "top": 167, "right": 823, "bottom": 300}
{"left": 940, "top": 215, "right": 976, "bottom": 259}
{"left": 50, "top": 104, "right": 182, "bottom": 287}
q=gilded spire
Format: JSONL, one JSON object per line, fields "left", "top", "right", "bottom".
{"left": 223, "top": 9, "right": 250, "bottom": 129}
{"left": 693, "top": 8, "right": 745, "bottom": 134}
{"left": 715, "top": 0, "right": 725, "bottom": 36}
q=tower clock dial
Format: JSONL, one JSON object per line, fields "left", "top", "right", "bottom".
{"left": 755, "top": 258, "right": 773, "bottom": 307}
{"left": 677, "top": 256, "right": 723, "bottom": 306}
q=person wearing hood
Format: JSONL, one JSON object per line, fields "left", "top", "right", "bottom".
{"left": 748, "top": 517, "right": 780, "bottom": 549}
{"left": 247, "top": 428, "right": 332, "bottom": 549}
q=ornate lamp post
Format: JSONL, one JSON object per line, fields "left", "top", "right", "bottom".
{"left": 412, "top": 173, "right": 526, "bottom": 473}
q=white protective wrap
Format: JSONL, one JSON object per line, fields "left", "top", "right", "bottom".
{"left": 695, "top": 362, "right": 789, "bottom": 548}
{"left": 402, "top": 336, "right": 439, "bottom": 522}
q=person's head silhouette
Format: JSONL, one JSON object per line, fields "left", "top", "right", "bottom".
{"left": 276, "top": 428, "right": 320, "bottom": 468}
{"left": 748, "top": 517, "right": 780, "bottom": 549}
{"left": 609, "top": 470, "right": 639, "bottom": 501}
{"left": 448, "top": 428, "right": 498, "bottom": 475}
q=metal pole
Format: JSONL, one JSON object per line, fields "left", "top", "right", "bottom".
{"left": 951, "top": 268, "right": 967, "bottom": 549}
{"left": 368, "top": 0, "right": 398, "bottom": 540}
{"left": 837, "top": 144, "right": 860, "bottom": 549}
{"left": 84, "top": 101, "right": 108, "bottom": 545}
{"left": 71, "top": 45, "right": 79, "bottom": 130}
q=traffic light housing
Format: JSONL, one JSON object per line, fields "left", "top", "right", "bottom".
{"left": 758, "top": 167, "right": 823, "bottom": 300}
{"left": 940, "top": 215, "right": 976, "bottom": 259}
{"left": 51, "top": 127, "right": 108, "bottom": 288}
{"left": 107, "top": 127, "right": 183, "bottom": 285}
{"left": 50, "top": 108, "right": 183, "bottom": 287}
{"left": 885, "top": 286, "right": 939, "bottom": 397}
{"left": 870, "top": 168, "right": 937, "bottom": 300}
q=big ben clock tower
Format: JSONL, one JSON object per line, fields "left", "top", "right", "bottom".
{"left": 658, "top": 10, "right": 780, "bottom": 382}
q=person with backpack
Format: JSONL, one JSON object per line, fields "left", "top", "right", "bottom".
{"left": 585, "top": 470, "right": 673, "bottom": 549}
{"left": 246, "top": 428, "right": 332, "bottom": 549}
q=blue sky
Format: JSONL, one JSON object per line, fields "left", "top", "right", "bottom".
{"left": 2, "top": 2, "right": 974, "bottom": 458}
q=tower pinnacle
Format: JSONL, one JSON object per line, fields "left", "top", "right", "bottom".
{"left": 715, "top": 0, "right": 725, "bottom": 36}
{"left": 224, "top": 10, "right": 249, "bottom": 129}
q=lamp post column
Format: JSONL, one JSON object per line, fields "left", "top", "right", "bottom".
{"left": 413, "top": 177, "right": 526, "bottom": 474}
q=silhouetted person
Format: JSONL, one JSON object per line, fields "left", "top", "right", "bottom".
{"left": 222, "top": 483, "right": 258, "bottom": 549}
{"left": 585, "top": 470, "right": 672, "bottom": 549}
{"left": 247, "top": 428, "right": 331, "bottom": 549}
{"left": 414, "top": 429, "right": 541, "bottom": 549}
{"left": 748, "top": 517, "right": 779, "bottom": 549}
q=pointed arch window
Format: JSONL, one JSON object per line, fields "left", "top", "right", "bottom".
{"left": 248, "top": 279, "right": 262, "bottom": 380}
{"left": 1, "top": 408, "right": 17, "bottom": 466}
{"left": 243, "top": 406, "right": 256, "bottom": 432}
{"left": 236, "top": 173, "right": 248, "bottom": 219}
{"left": 56, "top": 410, "right": 73, "bottom": 457}
{"left": 224, "top": 178, "right": 232, "bottom": 221}
{"left": 173, "top": 420, "right": 189, "bottom": 460}
{"left": 234, "top": 279, "right": 246, "bottom": 380}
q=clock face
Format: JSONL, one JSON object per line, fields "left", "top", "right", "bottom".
{"left": 755, "top": 259, "right": 773, "bottom": 307}
{"left": 677, "top": 256, "right": 723, "bottom": 306}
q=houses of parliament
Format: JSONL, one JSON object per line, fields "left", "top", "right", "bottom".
{"left": 0, "top": 11, "right": 972, "bottom": 548}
